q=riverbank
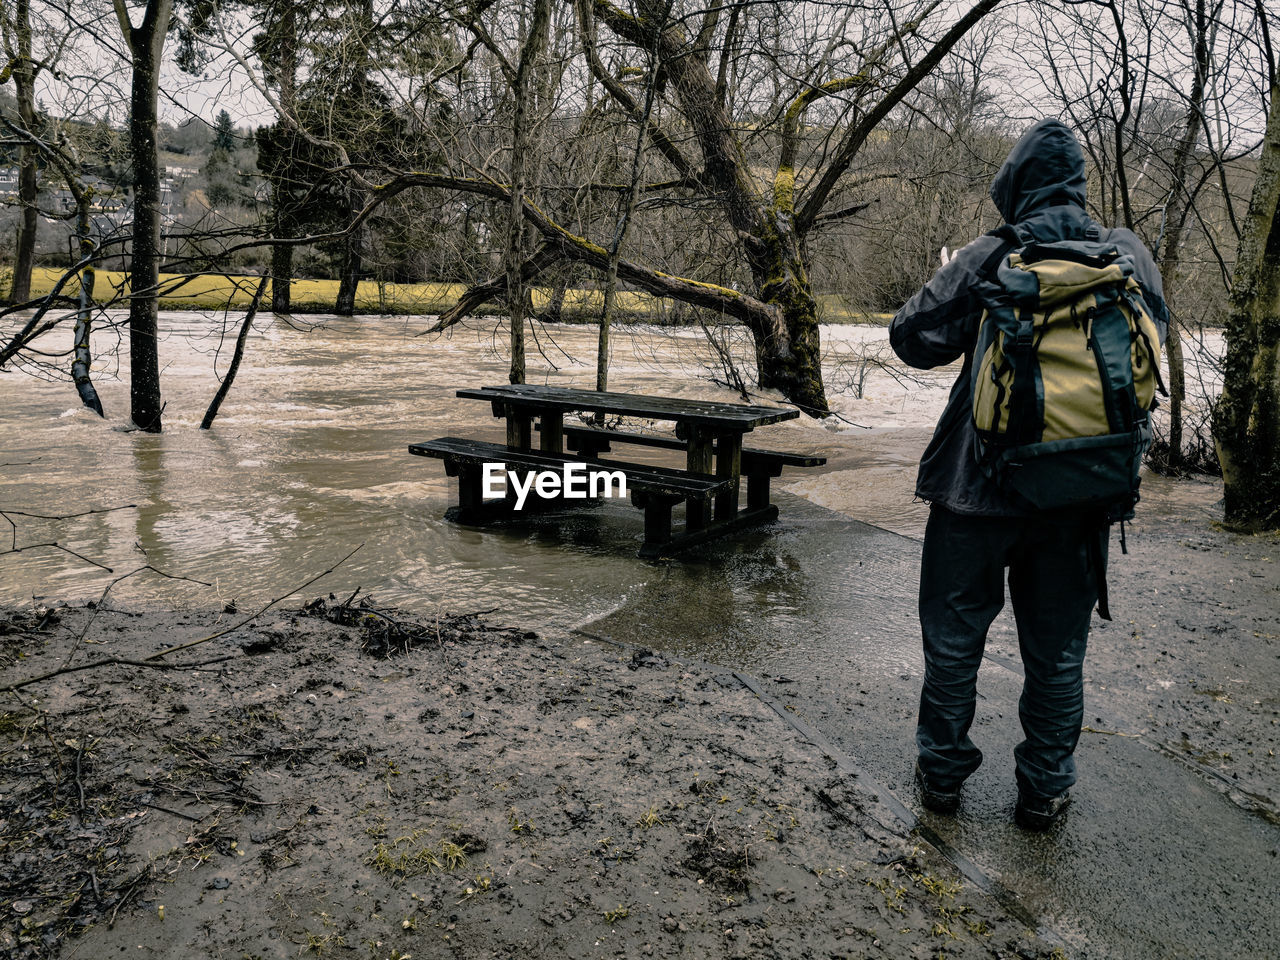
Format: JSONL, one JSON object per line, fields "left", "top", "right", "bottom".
{"left": 0, "top": 600, "right": 1054, "bottom": 959}
{"left": 25, "top": 267, "right": 892, "bottom": 325}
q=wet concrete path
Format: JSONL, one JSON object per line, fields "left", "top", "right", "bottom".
{"left": 583, "top": 494, "right": 1280, "bottom": 960}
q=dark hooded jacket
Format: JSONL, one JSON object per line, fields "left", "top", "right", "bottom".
{"left": 888, "top": 118, "right": 1169, "bottom": 516}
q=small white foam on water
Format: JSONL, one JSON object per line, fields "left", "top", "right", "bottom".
{"left": 334, "top": 481, "right": 438, "bottom": 501}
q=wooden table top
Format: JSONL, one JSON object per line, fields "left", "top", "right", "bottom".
{"left": 456, "top": 384, "right": 798, "bottom": 430}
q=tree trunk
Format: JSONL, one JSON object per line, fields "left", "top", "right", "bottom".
{"left": 585, "top": 0, "right": 998, "bottom": 415}
{"left": 748, "top": 218, "right": 828, "bottom": 414}
{"left": 269, "top": 1, "right": 298, "bottom": 315}
{"left": 597, "top": 3, "right": 663, "bottom": 394}
{"left": 1153, "top": 0, "right": 1212, "bottom": 469}
{"left": 117, "top": 0, "right": 173, "bottom": 433}
{"left": 505, "top": 0, "right": 552, "bottom": 385}
{"left": 1164, "top": 321, "right": 1185, "bottom": 461}
{"left": 6, "top": 0, "right": 37, "bottom": 304}
{"left": 335, "top": 185, "right": 364, "bottom": 316}
{"left": 271, "top": 233, "right": 294, "bottom": 313}
{"left": 1213, "top": 82, "right": 1280, "bottom": 529}
{"left": 543, "top": 270, "right": 568, "bottom": 322}
{"left": 202, "top": 276, "right": 268, "bottom": 429}
{"left": 627, "top": 1, "right": 823, "bottom": 410}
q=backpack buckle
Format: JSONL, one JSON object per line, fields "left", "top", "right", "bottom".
{"left": 1015, "top": 315, "right": 1034, "bottom": 351}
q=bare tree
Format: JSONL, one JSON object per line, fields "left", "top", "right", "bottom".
{"left": 1021, "top": 0, "right": 1255, "bottom": 470}
{"left": 1153, "top": 0, "right": 1216, "bottom": 468}
{"left": 503, "top": 0, "right": 552, "bottom": 384}
{"left": 420, "top": 0, "right": 1001, "bottom": 414}
{"left": 114, "top": 0, "right": 174, "bottom": 432}
{"left": 1, "top": 0, "right": 41, "bottom": 303}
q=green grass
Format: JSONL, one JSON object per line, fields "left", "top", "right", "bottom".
{"left": 30, "top": 266, "right": 893, "bottom": 325}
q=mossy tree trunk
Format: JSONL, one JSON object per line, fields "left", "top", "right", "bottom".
{"left": 592, "top": 0, "right": 998, "bottom": 416}
{"left": 431, "top": 1, "right": 997, "bottom": 414}
{"left": 1213, "top": 81, "right": 1280, "bottom": 529}
{"left": 609, "top": 0, "right": 823, "bottom": 410}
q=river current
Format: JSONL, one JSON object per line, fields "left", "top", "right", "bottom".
{"left": 0, "top": 311, "right": 1218, "bottom": 632}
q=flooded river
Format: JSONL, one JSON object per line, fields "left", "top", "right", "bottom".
{"left": 0, "top": 311, "right": 1218, "bottom": 635}
{"left": 7, "top": 312, "right": 1267, "bottom": 960}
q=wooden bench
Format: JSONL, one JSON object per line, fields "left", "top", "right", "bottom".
{"left": 540, "top": 424, "right": 826, "bottom": 512}
{"left": 409, "top": 437, "right": 743, "bottom": 557}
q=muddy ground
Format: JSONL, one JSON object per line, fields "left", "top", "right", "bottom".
{"left": 1, "top": 599, "right": 1058, "bottom": 960}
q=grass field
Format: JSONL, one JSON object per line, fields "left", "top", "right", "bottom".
{"left": 29, "top": 267, "right": 893, "bottom": 326}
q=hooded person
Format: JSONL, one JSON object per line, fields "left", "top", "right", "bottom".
{"left": 888, "top": 118, "right": 1168, "bottom": 830}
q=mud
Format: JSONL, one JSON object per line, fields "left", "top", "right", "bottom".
{"left": 1, "top": 602, "right": 1056, "bottom": 960}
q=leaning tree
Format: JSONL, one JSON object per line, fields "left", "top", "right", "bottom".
{"left": 417, "top": 0, "right": 1002, "bottom": 414}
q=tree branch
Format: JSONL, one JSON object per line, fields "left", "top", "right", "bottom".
{"left": 577, "top": 0, "right": 697, "bottom": 182}
{"left": 795, "top": 0, "right": 1002, "bottom": 235}
{"left": 427, "top": 243, "right": 563, "bottom": 333}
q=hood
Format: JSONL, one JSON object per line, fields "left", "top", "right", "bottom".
{"left": 990, "top": 118, "right": 1087, "bottom": 224}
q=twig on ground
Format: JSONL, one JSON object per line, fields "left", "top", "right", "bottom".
{"left": 75, "top": 558, "right": 215, "bottom": 646}
{"left": 2, "top": 546, "right": 360, "bottom": 689}
{"left": 144, "top": 543, "right": 363, "bottom": 661}
{"left": 108, "top": 865, "right": 153, "bottom": 927}
{"left": 1, "top": 654, "right": 239, "bottom": 693}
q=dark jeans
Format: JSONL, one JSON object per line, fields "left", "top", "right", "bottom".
{"left": 916, "top": 504, "right": 1106, "bottom": 799}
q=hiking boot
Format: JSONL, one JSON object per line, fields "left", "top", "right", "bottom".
{"left": 1014, "top": 790, "right": 1071, "bottom": 831}
{"left": 914, "top": 761, "right": 961, "bottom": 815}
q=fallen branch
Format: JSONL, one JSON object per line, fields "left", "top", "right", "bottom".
{"left": 201, "top": 275, "right": 269, "bottom": 430}
{"left": 0, "top": 540, "right": 116, "bottom": 572}
{"left": 1, "top": 504, "right": 137, "bottom": 552}
{"left": 144, "top": 543, "right": 364, "bottom": 660}
{"left": 0, "top": 654, "right": 239, "bottom": 693}
{"left": 75, "top": 559, "right": 215, "bottom": 645}
{"left": 0, "top": 545, "right": 362, "bottom": 690}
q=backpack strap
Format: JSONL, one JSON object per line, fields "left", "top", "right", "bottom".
{"left": 977, "top": 224, "right": 1023, "bottom": 279}
{"left": 1084, "top": 222, "right": 1102, "bottom": 241}
{"left": 1091, "top": 522, "right": 1112, "bottom": 621}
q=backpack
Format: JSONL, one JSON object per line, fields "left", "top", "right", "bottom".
{"left": 969, "top": 223, "right": 1166, "bottom": 521}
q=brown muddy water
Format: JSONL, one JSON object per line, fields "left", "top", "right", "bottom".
{"left": 0, "top": 314, "right": 902, "bottom": 625}
{"left": 0, "top": 311, "right": 1219, "bottom": 637}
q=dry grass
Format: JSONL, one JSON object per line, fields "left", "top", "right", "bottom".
{"left": 30, "top": 267, "right": 891, "bottom": 324}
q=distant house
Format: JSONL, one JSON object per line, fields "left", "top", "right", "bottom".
{"left": 0, "top": 166, "right": 20, "bottom": 194}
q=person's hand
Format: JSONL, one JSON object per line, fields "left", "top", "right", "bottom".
{"left": 940, "top": 245, "right": 954, "bottom": 267}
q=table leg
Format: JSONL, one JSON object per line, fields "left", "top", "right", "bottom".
{"left": 540, "top": 410, "right": 563, "bottom": 454}
{"left": 633, "top": 491, "right": 675, "bottom": 550}
{"left": 747, "top": 468, "right": 775, "bottom": 510}
{"left": 457, "top": 462, "right": 483, "bottom": 515}
{"left": 715, "top": 433, "right": 742, "bottom": 520}
{"left": 450, "top": 462, "right": 509, "bottom": 524}
{"left": 685, "top": 426, "right": 713, "bottom": 529}
{"left": 506, "top": 409, "right": 532, "bottom": 451}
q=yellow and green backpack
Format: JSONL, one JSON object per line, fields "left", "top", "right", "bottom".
{"left": 971, "top": 226, "right": 1165, "bottom": 519}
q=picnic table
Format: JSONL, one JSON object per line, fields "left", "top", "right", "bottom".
{"left": 410, "top": 384, "right": 825, "bottom": 558}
